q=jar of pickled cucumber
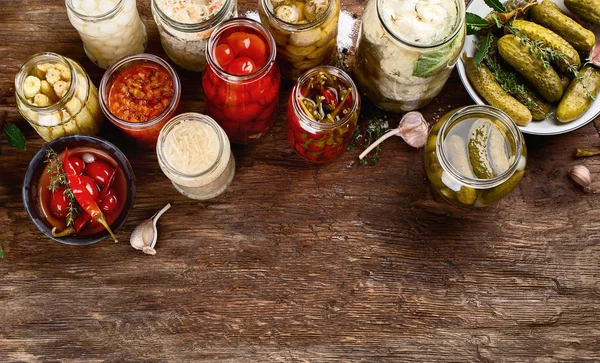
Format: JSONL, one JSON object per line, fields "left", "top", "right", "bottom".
{"left": 425, "top": 106, "right": 527, "bottom": 208}
{"left": 258, "top": 0, "right": 340, "bottom": 80}
{"left": 151, "top": 0, "right": 237, "bottom": 72}
{"left": 15, "top": 52, "right": 104, "bottom": 142}
{"left": 354, "top": 0, "right": 465, "bottom": 112}
{"left": 66, "top": 0, "right": 147, "bottom": 69}
{"left": 287, "top": 66, "right": 360, "bottom": 163}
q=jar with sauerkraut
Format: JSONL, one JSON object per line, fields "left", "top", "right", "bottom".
{"left": 157, "top": 113, "right": 235, "bottom": 200}
{"left": 66, "top": 0, "right": 147, "bottom": 69}
{"left": 354, "top": 0, "right": 465, "bottom": 112}
{"left": 258, "top": 0, "right": 340, "bottom": 80}
{"left": 15, "top": 52, "right": 104, "bottom": 142}
{"left": 151, "top": 0, "right": 237, "bottom": 72}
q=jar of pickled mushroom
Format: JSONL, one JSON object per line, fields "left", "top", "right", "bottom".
{"left": 15, "top": 52, "right": 104, "bottom": 142}
{"left": 99, "top": 54, "right": 181, "bottom": 149}
{"left": 151, "top": 0, "right": 237, "bottom": 72}
{"left": 203, "top": 18, "right": 281, "bottom": 144}
{"left": 425, "top": 106, "right": 527, "bottom": 208}
{"left": 157, "top": 113, "right": 236, "bottom": 200}
{"left": 258, "top": 0, "right": 340, "bottom": 80}
{"left": 287, "top": 66, "right": 359, "bottom": 163}
{"left": 66, "top": 0, "right": 147, "bottom": 69}
{"left": 354, "top": 0, "right": 465, "bottom": 112}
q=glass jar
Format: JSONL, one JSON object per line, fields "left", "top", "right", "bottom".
{"left": 157, "top": 113, "right": 235, "bottom": 200}
{"left": 354, "top": 0, "right": 465, "bottom": 112}
{"left": 425, "top": 106, "right": 528, "bottom": 208}
{"left": 202, "top": 18, "right": 281, "bottom": 144}
{"left": 15, "top": 52, "right": 104, "bottom": 142}
{"left": 287, "top": 66, "right": 360, "bottom": 163}
{"left": 258, "top": 0, "right": 340, "bottom": 80}
{"left": 66, "top": 0, "right": 147, "bottom": 69}
{"left": 99, "top": 54, "right": 182, "bottom": 149}
{"left": 151, "top": 0, "right": 237, "bottom": 72}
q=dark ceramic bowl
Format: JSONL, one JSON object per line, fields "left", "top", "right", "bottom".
{"left": 23, "top": 135, "right": 136, "bottom": 245}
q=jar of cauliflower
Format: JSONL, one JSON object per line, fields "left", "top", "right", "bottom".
{"left": 151, "top": 0, "right": 237, "bottom": 72}
{"left": 66, "top": 0, "right": 147, "bottom": 69}
{"left": 258, "top": 0, "right": 340, "bottom": 80}
{"left": 354, "top": 0, "right": 465, "bottom": 112}
{"left": 15, "top": 52, "right": 104, "bottom": 142}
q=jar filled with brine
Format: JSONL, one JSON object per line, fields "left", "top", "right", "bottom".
{"left": 287, "top": 66, "right": 360, "bottom": 163}
{"left": 258, "top": 0, "right": 340, "bottom": 80}
{"left": 354, "top": 0, "right": 465, "bottom": 112}
{"left": 203, "top": 18, "right": 281, "bottom": 144}
{"left": 425, "top": 106, "right": 527, "bottom": 208}
{"left": 151, "top": 0, "right": 237, "bottom": 72}
{"left": 66, "top": 0, "right": 147, "bottom": 69}
{"left": 15, "top": 52, "right": 104, "bottom": 142}
{"left": 157, "top": 113, "right": 235, "bottom": 200}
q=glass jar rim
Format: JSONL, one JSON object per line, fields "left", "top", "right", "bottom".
{"left": 435, "top": 105, "right": 524, "bottom": 189}
{"left": 99, "top": 53, "right": 182, "bottom": 129}
{"left": 156, "top": 112, "right": 226, "bottom": 178}
{"left": 65, "top": 0, "right": 126, "bottom": 21}
{"left": 260, "top": 0, "right": 335, "bottom": 31}
{"left": 376, "top": 0, "right": 465, "bottom": 49}
{"left": 206, "top": 18, "right": 277, "bottom": 82}
{"left": 151, "top": 0, "right": 235, "bottom": 32}
{"left": 291, "top": 66, "right": 359, "bottom": 130}
{"left": 15, "top": 52, "right": 82, "bottom": 115}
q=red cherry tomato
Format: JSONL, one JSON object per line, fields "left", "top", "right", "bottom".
{"left": 69, "top": 156, "right": 85, "bottom": 175}
{"left": 226, "top": 32, "right": 268, "bottom": 66}
{"left": 99, "top": 188, "right": 119, "bottom": 213}
{"left": 50, "top": 186, "right": 70, "bottom": 218}
{"left": 78, "top": 175, "right": 99, "bottom": 200}
{"left": 85, "top": 161, "right": 113, "bottom": 187}
{"left": 322, "top": 89, "right": 338, "bottom": 107}
{"left": 215, "top": 44, "right": 236, "bottom": 68}
{"left": 227, "top": 57, "right": 257, "bottom": 76}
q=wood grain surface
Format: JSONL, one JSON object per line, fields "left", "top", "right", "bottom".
{"left": 2, "top": 0, "right": 600, "bottom": 362}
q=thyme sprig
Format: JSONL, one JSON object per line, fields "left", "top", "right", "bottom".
{"left": 44, "top": 148, "right": 79, "bottom": 226}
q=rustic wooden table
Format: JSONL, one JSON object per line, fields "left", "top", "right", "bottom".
{"left": 2, "top": 0, "right": 600, "bottom": 361}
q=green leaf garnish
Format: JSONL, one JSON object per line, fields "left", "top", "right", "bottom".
{"left": 413, "top": 36, "right": 463, "bottom": 78}
{"left": 4, "top": 123, "right": 26, "bottom": 150}
{"left": 0, "top": 247, "right": 3, "bottom": 259}
{"left": 484, "top": 0, "right": 506, "bottom": 13}
{"left": 475, "top": 32, "right": 494, "bottom": 67}
{"left": 466, "top": 13, "right": 490, "bottom": 35}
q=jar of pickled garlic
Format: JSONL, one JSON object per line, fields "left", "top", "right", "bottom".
{"left": 258, "top": 0, "right": 340, "bottom": 80}
{"left": 157, "top": 113, "right": 235, "bottom": 200}
{"left": 287, "top": 66, "right": 359, "bottom": 163}
{"left": 99, "top": 54, "right": 181, "bottom": 149}
{"left": 66, "top": 0, "right": 147, "bottom": 69}
{"left": 354, "top": 0, "right": 465, "bottom": 112}
{"left": 15, "top": 52, "right": 104, "bottom": 142}
{"left": 151, "top": 0, "right": 237, "bottom": 72}
{"left": 202, "top": 18, "right": 281, "bottom": 144}
{"left": 425, "top": 106, "right": 527, "bottom": 208}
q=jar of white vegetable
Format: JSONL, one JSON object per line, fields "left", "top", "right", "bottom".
{"left": 66, "top": 0, "right": 147, "bottom": 69}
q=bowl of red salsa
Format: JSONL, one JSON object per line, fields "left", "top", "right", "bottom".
{"left": 23, "top": 135, "right": 136, "bottom": 245}
{"left": 99, "top": 53, "right": 181, "bottom": 149}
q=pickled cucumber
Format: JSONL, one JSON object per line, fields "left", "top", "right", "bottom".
{"left": 510, "top": 19, "right": 581, "bottom": 74}
{"left": 565, "top": 0, "right": 600, "bottom": 25}
{"left": 498, "top": 34, "right": 563, "bottom": 103}
{"left": 463, "top": 55, "right": 532, "bottom": 126}
{"left": 531, "top": 0, "right": 595, "bottom": 51}
{"left": 457, "top": 186, "right": 477, "bottom": 206}
{"left": 488, "top": 127, "right": 510, "bottom": 174}
{"left": 468, "top": 119, "right": 495, "bottom": 179}
{"left": 445, "top": 134, "right": 475, "bottom": 178}
{"left": 556, "top": 65, "right": 600, "bottom": 123}
{"left": 476, "top": 170, "right": 525, "bottom": 206}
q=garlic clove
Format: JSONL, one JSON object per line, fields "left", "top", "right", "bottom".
{"left": 130, "top": 203, "right": 171, "bottom": 254}
{"left": 398, "top": 111, "right": 429, "bottom": 148}
{"left": 569, "top": 165, "right": 592, "bottom": 193}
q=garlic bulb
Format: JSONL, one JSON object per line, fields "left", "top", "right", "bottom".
{"left": 569, "top": 165, "right": 592, "bottom": 193}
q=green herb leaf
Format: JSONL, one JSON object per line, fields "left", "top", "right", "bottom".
{"left": 0, "top": 247, "right": 3, "bottom": 259}
{"left": 490, "top": 13, "right": 503, "bottom": 28}
{"left": 413, "top": 35, "right": 462, "bottom": 78}
{"left": 466, "top": 13, "right": 490, "bottom": 35}
{"left": 475, "top": 32, "right": 494, "bottom": 67}
{"left": 484, "top": 0, "right": 506, "bottom": 13}
{"left": 4, "top": 123, "right": 26, "bottom": 150}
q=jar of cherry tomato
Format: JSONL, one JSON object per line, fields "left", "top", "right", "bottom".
{"left": 203, "top": 18, "right": 281, "bottom": 144}
{"left": 287, "top": 66, "right": 360, "bottom": 163}
{"left": 99, "top": 54, "right": 181, "bottom": 149}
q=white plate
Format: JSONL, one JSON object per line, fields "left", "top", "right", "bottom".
{"left": 457, "top": 0, "right": 600, "bottom": 135}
